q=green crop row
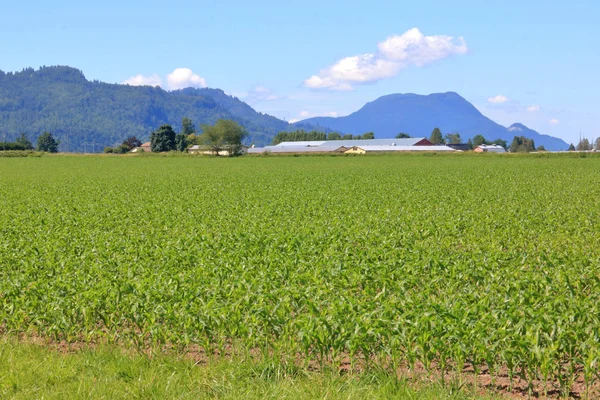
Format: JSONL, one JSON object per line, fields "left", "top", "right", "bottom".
{"left": 1, "top": 154, "right": 599, "bottom": 396}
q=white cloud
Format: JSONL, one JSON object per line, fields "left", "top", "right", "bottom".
{"left": 550, "top": 118, "right": 560, "bottom": 125}
{"left": 508, "top": 126, "right": 523, "bottom": 132}
{"left": 322, "top": 111, "right": 338, "bottom": 117}
{"left": 526, "top": 105, "right": 540, "bottom": 112}
{"left": 488, "top": 95, "right": 509, "bottom": 104}
{"left": 377, "top": 28, "right": 467, "bottom": 66}
{"left": 304, "top": 28, "right": 467, "bottom": 91}
{"left": 242, "top": 85, "right": 282, "bottom": 102}
{"left": 122, "top": 74, "right": 162, "bottom": 87}
{"left": 289, "top": 119, "right": 301, "bottom": 124}
{"left": 167, "top": 68, "right": 207, "bottom": 90}
{"left": 299, "top": 110, "right": 311, "bottom": 118}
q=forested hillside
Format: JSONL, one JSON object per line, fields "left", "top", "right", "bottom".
{"left": 0, "top": 66, "right": 290, "bottom": 150}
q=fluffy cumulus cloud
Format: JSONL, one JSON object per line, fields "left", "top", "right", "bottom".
{"left": 122, "top": 68, "right": 207, "bottom": 90}
{"left": 526, "top": 105, "right": 540, "bottom": 112}
{"left": 304, "top": 28, "right": 467, "bottom": 91}
{"left": 488, "top": 95, "right": 509, "bottom": 104}
{"left": 123, "top": 74, "right": 162, "bottom": 87}
{"left": 167, "top": 68, "right": 207, "bottom": 90}
{"left": 550, "top": 118, "right": 560, "bottom": 125}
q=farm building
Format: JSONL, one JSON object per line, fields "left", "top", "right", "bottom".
{"left": 474, "top": 144, "right": 506, "bottom": 153}
{"left": 344, "top": 145, "right": 456, "bottom": 154}
{"left": 247, "top": 138, "right": 449, "bottom": 155}
{"left": 188, "top": 145, "right": 249, "bottom": 156}
{"left": 131, "top": 142, "right": 151, "bottom": 153}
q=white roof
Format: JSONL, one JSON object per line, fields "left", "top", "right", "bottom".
{"left": 247, "top": 146, "right": 347, "bottom": 154}
{"left": 275, "top": 138, "right": 428, "bottom": 148}
{"left": 353, "top": 145, "right": 455, "bottom": 152}
{"left": 275, "top": 141, "right": 327, "bottom": 147}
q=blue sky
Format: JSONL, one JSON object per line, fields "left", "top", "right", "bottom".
{"left": 2, "top": 0, "right": 598, "bottom": 144}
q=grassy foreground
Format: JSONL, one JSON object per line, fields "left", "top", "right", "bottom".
{"left": 0, "top": 339, "right": 495, "bottom": 400}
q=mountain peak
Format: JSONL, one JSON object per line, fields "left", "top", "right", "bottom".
{"left": 301, "top": 92, "right": 568, "bottom": 151}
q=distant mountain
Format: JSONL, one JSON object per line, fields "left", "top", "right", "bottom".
{"left": 299, "top": 92, "right": 569, "bottom": 151}
{"left": 0, "top": 66, "right": 291, "bottom": 150}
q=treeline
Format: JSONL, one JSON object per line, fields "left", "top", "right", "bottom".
{"left": 0, "top": 132, "right": 59, "bottom": 152}
{"left": 104, "top": 117, "right": 247, "bottom": 156}
{"left": 271, "top": 130, "right": 375, "bottom": 145}
{"left": 427, "top": 127, "right": 543, "bottom": 152}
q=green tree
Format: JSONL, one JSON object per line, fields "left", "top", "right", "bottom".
{"left": 568, "top": 143, "right": 575, "bottom": 151}
{"left": 36, "top": 132, "right": 59, "bottom": 153}
{"left": 15, "top": 133, "right": 34, "bottom": 150}
{"left": 201, "top": 119, "right": 247, "bottom": 156}
{"left": 342, "top": 134, "right": 353, "bottom": 140}
{"left": 510, "top": 136, "right": 536, "bottom": 153}
{"left": 327, "top": 132, "right": 342, "bottom": 140}
{"left": 361, "top": 132, "right": 375, "bottom": 139}
{"left": 429, "top": 128, "right": 444, "bottom": 145}
{"left": 181, "top": 117, "right": 196, "bottom": 136}
{"left": 595, "top": 137, "right": 600, "bottom": 150}
{"left": 175, "top": 133, "right": 189, "bottom": 152}
{"left": 467, "top": 138, "right": 474, "bottom": 150}
{"left": 471, "top": 135, "right": 487, "bottom": 147}
{"left": 150, "top": 124, "right": 176, "bottom": 152}
{"left": 395, "top": 133, "right": 411, "bottom": 139}
{"left": 537, "top": 145, "right": 547, "bottom": 152}
{"left": 444, "top": 132, "right": 462, "bottom": 144}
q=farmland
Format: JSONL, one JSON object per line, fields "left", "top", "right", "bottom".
{"left": 1, "top": 153, "right": 600, "bottom": 397}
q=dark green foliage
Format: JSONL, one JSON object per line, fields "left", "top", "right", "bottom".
{"left": 175, "top": 133, "right": 188, "bottom": 152}
{"left": 568, "top": 143, "right": 575, "bottom": 151}
{"left": 271, "top": 130, "right": 376, "bottom": 145}
{"left": 181, "top": 117, "right": 196, "bottom": 136}
{"left": 36, "top": 132, "right": 59, "bottom": 153}
{"left": 395, "top": 133, "right": 411, "bottom": 139}
{"left": 0, "top": 142, "right": 30, "bottom": 151}
{"left": 15, "top": 133, "right": 34, "bottom": 150}
{"left": 510, "top": 136, "right": 536, "bottom": 153}
{"left": 429, "top": 128, "right": 444, "bottom": 145}
{"left": 537, "top": 145, "right": 547, "bottom": 152}
{"left": 121, "top": 136, "right": 142, "bottom": 151}
{"left": 0, "top": 66, "right": 294, "bottom": 150}
{"left": 271, "top": 130, "right": 328, "bottom": 144}
{"left": 150, "top": 124, "right": 176, "bottom": 152}
{"left": 467, "top": 138, "right": 473, "bottom": 150}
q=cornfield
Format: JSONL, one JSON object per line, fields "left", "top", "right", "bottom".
{"left": 1, "top": 154, "right": 599, "bottom": 395}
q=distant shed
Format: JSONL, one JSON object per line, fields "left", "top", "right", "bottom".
{"left": 474, "top": 144, "right": 506, "bottom": 153}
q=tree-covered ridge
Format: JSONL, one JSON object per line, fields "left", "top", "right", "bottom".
{"left": 0, "top": 66, "right": 291, "bottom": 151}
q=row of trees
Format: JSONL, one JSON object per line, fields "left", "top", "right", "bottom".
{"left": 271, "top": 130, "right": 375, "bottom": 145}
{"left": 567, "top": 137, "right": 600, "bottom": 151}
{"left": 427, "top": 128, "right": 510, "bottom": 149}
{"left": 0, "top": 132, "right": 59, "bottom": 152}
{"left": 149, "top": 117, "right": 247, "bottom": 156}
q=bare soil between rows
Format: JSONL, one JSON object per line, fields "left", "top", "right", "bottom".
{"left": 2, "top": 331, "right": 598, "bottom": 399}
